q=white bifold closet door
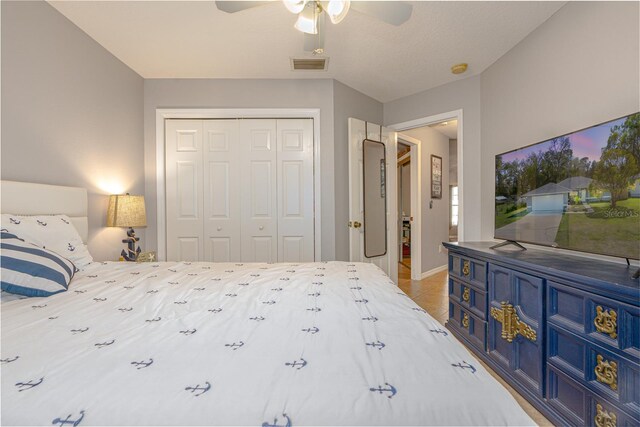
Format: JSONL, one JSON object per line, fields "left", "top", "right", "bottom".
{"left": 165, "top": 120, "right": 205, "bottom": 262}
{"left": 204, "top": 120, "right": 241, "bottom": 262}
{"left": 165, "top": 118, "right": 314, "bottom": 263}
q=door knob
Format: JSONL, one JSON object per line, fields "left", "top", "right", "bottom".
{"left": 217, "top": 227, "right": 222, "bottom": 231}
{"left": 353, "top": 221, "right": 362, "bottom": 229}
{"left": 259, "top": 226, "right": 264, "bottom": 230}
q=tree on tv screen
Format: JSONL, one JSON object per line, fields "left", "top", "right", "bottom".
{"left": 593, "top": 114, "right": 640, "bottom": 208}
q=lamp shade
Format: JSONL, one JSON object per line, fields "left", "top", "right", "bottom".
{"left": 323, "top": 0, "right": 350, "bottom": 24}
{"left": 106, "top": 194, "right": 147, "bottom": 228}
{"left": 283, "top": 0, "right": 308, "bottom": 14}
{"left": 294, "top": 2, "right": 318, "bottom": 34}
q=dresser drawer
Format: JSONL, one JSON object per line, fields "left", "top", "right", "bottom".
{"left": 449, "top": 278, "right": 487, "bottom": 320}
{"left": 449, "top": 300, "right": 486, "bottom": 352}
{"left": 548, "top": 365, "right": 639, "bottom": 427}
{"left": 548, "top": 281, "right": 640, "bottom": 360}
{"left": 548, "top": 323, "right": 640, "bottom": 417}
{"left": 448, "top": 253, "right": 487, "bottom": 289}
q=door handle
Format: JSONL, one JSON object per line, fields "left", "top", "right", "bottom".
{"left": 352, "top": 221, "right": 362, "bottom": 229}
{"left": 490, "top": 301, "right": 537, "bottom": 343}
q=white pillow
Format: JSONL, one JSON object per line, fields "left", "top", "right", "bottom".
{"left": 1, "top": 214, "right": 93, "bottom": 268}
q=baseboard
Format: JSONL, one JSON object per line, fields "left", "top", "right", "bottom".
{"left": 420, "top": 264, "right": 448, "bottom": 280}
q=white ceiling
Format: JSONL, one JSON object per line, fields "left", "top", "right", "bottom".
{"left": 429, "top": 119, "right": 457, "bottom": 139}
{"left": 48, "top": 1, "right": 565, "bottom": 102}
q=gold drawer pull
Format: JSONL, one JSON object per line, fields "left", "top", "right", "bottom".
{"left": 594, "top": 306, "right": 617, "bottom": 339}
{"left": 462, "top": 312, "right": 470, "bottom": 329}
{"left": 490, "top": 301, "right": 537, "bottom": 343}
{"left": 595, "top": 354, "right": 618, "bottom": 391}
{"left": 462, "top": 287, "right": 470, "bottom": 303}
{"left": 595, "top": 403, "right": 617, "bottom": 427}
{"left": 462, "top": 260, "right": 470, "bottom": 276}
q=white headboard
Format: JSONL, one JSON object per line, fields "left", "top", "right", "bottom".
{"left": 1, "top": 181, "right": 89, "bottom": 243}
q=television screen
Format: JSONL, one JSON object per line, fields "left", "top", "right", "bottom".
{"left": 494, "top": 113, "right": 640, "bottom": 260}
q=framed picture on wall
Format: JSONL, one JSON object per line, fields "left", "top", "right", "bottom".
{"left": 431, "top": 154, "right": 442, "bottom": 199}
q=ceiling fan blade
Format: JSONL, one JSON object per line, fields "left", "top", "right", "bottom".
{"left": 303, "top": 13, "right": 325, "bottom": 52}
{"left": 215, "top": 1, "right": 272, "bottom": 14}
{"left": 350, "top": 1, "right": 413, "bottom": 26}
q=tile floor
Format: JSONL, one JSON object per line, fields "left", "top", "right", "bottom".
{"left": 398, "top": 263, "right": 554, "bottom": 427}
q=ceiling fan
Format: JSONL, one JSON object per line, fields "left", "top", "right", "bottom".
{"left": 215, "top": 0, "right": 413, "bottom": 54}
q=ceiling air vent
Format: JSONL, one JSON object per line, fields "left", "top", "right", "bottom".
{"left": 291, "top": 57, "right": 329, "bottom": 71}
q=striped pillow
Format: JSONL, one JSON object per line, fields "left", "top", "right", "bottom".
{"left": 1, "top": 231, "right": 77, "bottom": 297}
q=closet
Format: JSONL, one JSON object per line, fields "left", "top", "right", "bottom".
{"left": 165, "top": 118, "right": 314, "bottom": 263}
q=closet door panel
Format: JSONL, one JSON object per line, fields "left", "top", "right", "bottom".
{"left": 251, "top": 161, "right": 273, "bottom": 217}
{"left": 203, "top": 120, "right": 241, "bottom": 262}
{"left": 178, "top": 237, "right": 200, "bottom": 262}
{"left": 240, "top": 119, "right": 278, "bottom": 262}
{"left": 277, "top": 119, "right": 314, "bottom": 262}
{"left": 208, "top": 237, "right": 231, "bottom": 262}
{"left": 166, "top": 120, "right": 204, "bottom": 261}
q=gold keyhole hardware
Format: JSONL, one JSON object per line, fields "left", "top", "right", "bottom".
{"left": 349, "top": 221, "right": 362, "bottom": 229}
{"left": 490, "top": 301, "right": 537, "bottom": 343}
{"left": 462, "top": 287, "right": 470, "bottom": 303}
{"left": 462, "top": 312, "right": 470, "bottom": 329}
{"left": 594, "top": 306, "right": 617, "bottom": 339}
{"left": 595, "top": 354, "right": 618, "bottom": 391}
{"left": 594, "top": 403, "right": 616, "bottom": 427}
{"left": 462, "top": 260, "right": 470, "bottom": 276}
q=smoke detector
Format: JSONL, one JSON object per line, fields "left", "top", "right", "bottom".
{"left": 451, "top": 63, "right": 468, "bottom": 75}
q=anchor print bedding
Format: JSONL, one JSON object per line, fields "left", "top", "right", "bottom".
{"left": 1, "top": 261, "right": 535, "bottom": 426}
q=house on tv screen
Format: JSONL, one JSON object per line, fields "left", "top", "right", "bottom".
{"left": 523, "top": 176, "right": 613, "bottom": 213}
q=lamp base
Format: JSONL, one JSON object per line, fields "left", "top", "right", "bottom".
{"left": 121, "top": 227, "right": 142, "bottom": 262}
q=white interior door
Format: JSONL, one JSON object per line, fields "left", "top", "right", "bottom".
{"left": 165, "top": 120, "right": 204, "bottom": 261}
{"left": 348, "top": 118, "right": 398, "bottom": 283}
{"left": 240, "top": 119, "right": 278, "bottom": 262}
{"left": 276, "top": 119, "right": 315, "bottom": 262}
{"left": 203, "top": 120, "right": 241, "bottom": 262}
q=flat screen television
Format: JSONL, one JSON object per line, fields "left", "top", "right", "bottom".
{"left": 494, "top": 112, "right": 640, "bottom": 260}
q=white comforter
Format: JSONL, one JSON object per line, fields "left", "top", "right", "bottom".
{"left": 1, "top": 261, "right": 535, "bottom": 426}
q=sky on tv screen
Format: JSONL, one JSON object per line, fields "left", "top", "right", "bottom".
{"left": 501, "top": 117, "right": 625, "bottom": 163}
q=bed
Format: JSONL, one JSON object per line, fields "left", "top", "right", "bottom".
{"left": 1, "top": 181, "right": 535, "bottom": 426}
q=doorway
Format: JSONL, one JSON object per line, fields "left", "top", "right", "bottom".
{"left": 391, "top": 111, "right": 462, "bottom": 279}
{"left": 396, "top": 133, "right": 422, "bottom": 280}
{"left": 398, "top": 142, "right": 411, "bottom": 269}
{"left": 389, "top": 109, "right": 464, "bottom": 253}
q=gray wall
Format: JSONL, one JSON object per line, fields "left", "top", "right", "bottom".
{"left": 449, "top": 139, "right": 457, "bottom": 186}
{"left": 383, "top": 76, "right": 482, "bottom": 242}
{"left": 332, "top": 80, "right": 383, "bottom": 260}
{"left": 403, "top": 126, "right": 449, "bottom": 273}
{"left": 480, "top": 1, "right": 640, "bottom": 240}
{"left": 143, "top": 79, "right": 337, "bottom": 260}
{"left": 400, "top": 163, "right": 411, "bottom": 217}
{"left": 1, "top": 0, "right": 144, "bottom": 261}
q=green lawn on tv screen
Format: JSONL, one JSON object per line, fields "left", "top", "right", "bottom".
{"left": 554, "top": 198, "right": 640, "bottom": 258}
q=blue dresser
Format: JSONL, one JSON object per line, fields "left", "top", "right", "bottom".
{"left": 444, "top": 242, "right": 640, "bottom": 427}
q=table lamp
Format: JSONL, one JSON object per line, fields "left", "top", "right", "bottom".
{"left": 106, "top": 194, "right": 147, "bottom": 261}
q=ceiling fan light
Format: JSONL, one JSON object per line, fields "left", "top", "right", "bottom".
{"left": 294, "top": 5, "right": 318, "bottom": 34}
{"left": 324, "top": 0, "right": 350, "bottom": 24}
{"left": 283, "top": 0, "right": 308, "bottom": 14}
